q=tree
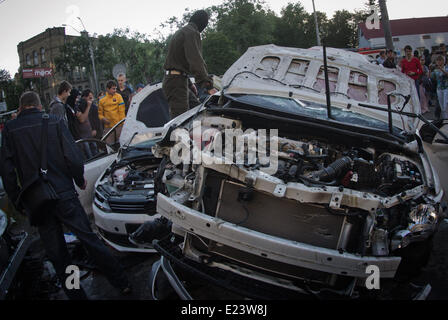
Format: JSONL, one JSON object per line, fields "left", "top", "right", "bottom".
{"left": 55, "top": 29, "right": 169, "bottom": 88}
{"left": 326, "top": 10, "right": 356, "bottom": 48}
{"left": 203, "top": 32, "right": 240, "bottom": 75}
{"left": 212, "top": 0, "right": 277, "bottom": 54}
{"left": 0, "top": 68, "right": 23, "bottom": 111}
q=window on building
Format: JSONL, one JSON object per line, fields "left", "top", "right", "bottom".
{"left": 33, "top": 51, "right": 39, "bottom": 66}
{"left": 40, "top": 48, "right": 46, "bottom": 63}
{"left": 26, "top": 54, "right": 31, "bottom": 66}
{"left": 81, "top": 67, "right": 87, "bottom": 80}
{"left": 393, "top": 38, "right": 400, "bottom": 42}
{"left": 422, "top": 35, "right": 431, "bottom": 40}
{"left": 74, "top": 66, "right": 80, "bottom": 80}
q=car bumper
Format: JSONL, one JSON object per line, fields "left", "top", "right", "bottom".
{"left": 157, "top": 193, "right": 402, "bottom": 279}
{"left": 92, "top": 203, "right": 159, "bottom": 253}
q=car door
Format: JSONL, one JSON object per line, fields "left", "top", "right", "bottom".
{"left": 421, "top": 120, "right": 448, "bottom": 199}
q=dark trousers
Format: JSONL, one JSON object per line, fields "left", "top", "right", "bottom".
{"left": 37, "top": 196, "right": 129, "bottom": 300}
{"left": 163, "top": 75, "right": 200, "bottom": 119}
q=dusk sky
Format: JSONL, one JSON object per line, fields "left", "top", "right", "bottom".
{"left": 1, "top": 0, "right": 447, "bottom": 75}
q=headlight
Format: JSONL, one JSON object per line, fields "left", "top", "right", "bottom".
{"left": 391, "top": 204, "right": 438, "bottom": 251}
{"left": 94, "top": 187, "right": 112, "bottom": 213}
{"left": 408, "top": 204, "right": 438, "bottom": 231}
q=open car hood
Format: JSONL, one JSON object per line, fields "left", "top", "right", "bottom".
{"left": 120, "top": 83, "right": 171, "bottom": 147}
{"left": 221, "top": 45, "right": 421, "bottom": 132}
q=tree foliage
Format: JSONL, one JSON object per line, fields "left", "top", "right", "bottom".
{"left": 0, "top": 68, "right": 24, "bottom": 111}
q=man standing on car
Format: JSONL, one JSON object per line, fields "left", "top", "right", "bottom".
{"left": 99, "top": 80, "right": 126, "bottom": 145}
{"left": 163, "top": 10, "right": 217, "bottom": 118}
{"left": 0, "top": 92, "right": 131, "bottom": 299}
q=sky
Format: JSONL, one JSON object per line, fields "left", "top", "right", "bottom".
{"left": 1, "top": 0, "right": 447, "bottom": 75}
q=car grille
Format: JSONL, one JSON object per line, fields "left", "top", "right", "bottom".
{"left": 108, "top": 201, "right": 156, "bottom": 214}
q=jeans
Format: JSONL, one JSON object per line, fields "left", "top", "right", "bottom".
{"left": 81, "top": 142, "right": 98, "bottom": 160}
{"left": 37, "top": 196, "right": 129, "bottom": 300}
{"left": 437, "top": 88, "right": 448, "bottom": 119}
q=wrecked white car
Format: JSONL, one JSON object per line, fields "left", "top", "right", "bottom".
{"left": 76, "top": 83, "right": 170, "bottom": 252}
{"left": 149, "top": 45, "right": 447, "bottom": 299}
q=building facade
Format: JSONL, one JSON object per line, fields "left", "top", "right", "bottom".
{"left": 17, "top": 27, "right": 108, "bottom": 107}
{"left": 358, "top": 16, "right": 448, "bottom": 56}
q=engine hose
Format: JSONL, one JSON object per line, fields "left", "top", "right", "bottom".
{"left": 298, "top": 176, "right": 338, "bottom": 187}
{"left": 316, "top": 156, "right": 352, "bottom": 182}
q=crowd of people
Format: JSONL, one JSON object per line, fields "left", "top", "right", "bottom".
{"left": 376, "top": 43, "right": 448, "bottom": 119}
{"left": 47, "top": 73, "right": 139, "bottom": 159}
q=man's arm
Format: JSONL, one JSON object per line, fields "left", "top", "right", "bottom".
{"left": 0, "top": 127, "right": 21, "bottom": 207}
{"left": 98, "top": 98, "right": 105, "bottom": 122}
{"left": 416, "top": 59, "right": 423, "bottom": 76}
{"left": 76, "top": 100, "right": 92, "bottom": 124}
{"left": 184, "top": 31, "right": 213, "bottom": 89}
{"left": 49, "top": 102, "right": 65, "bottom": 121}
{"left": 58, "top": 120, "right": 85, "bottom": 188}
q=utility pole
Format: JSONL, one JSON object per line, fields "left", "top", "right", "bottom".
{"left": 78, "top": 17, "right": 99, "bottom": 95}
{"left": 378, "top": 0, "right": 394, "bottom": 50}
{"left": 312, "top": 0, "right": 321, "bottom": 46}
{"left": 63, "top": 19, "right": 99, "bottom": 95}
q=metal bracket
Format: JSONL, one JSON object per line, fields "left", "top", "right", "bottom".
{"left": 330, "top": 193, "right": 343, "bottom": 209}
{"left": 273, "top": 184, "right": 287, "bottom": 198}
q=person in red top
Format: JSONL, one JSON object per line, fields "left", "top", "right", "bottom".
{"left": 401, "top": 45, "right": 423, "bottom": 98}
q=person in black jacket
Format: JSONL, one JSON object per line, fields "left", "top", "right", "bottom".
{"left": 0, "top": 92, "right": 131, "bottom": 299}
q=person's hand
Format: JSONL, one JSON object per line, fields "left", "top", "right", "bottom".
{"left": 190, "top": 83, "right": 198, "bottom": 96}
{"left": 87, "top": 100, "right": 93, "bottom": 107}
{"left": 92, "top": 130, "right": 97, "bottom": 137}
{"left": 208, "top": 88, "right": 218, "bottom": 95}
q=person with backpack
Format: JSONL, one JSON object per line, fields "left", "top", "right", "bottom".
{"left": 0, "top": 92, "right": 132, "bottom": 299}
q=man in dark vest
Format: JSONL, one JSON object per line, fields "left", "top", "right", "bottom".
{"left": 163, "top": 10, "right": 217, "bottom": 118}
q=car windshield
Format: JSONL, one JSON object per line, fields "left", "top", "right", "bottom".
{"left": 231, "top": 94, "right": 401, "bottom": 134}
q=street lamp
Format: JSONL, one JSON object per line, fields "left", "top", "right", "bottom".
{"left": 62, "top": 18, "right": 99, "bottom": 94}
{"left": 312, "top": 0, "right": 321, "bottom": 46}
